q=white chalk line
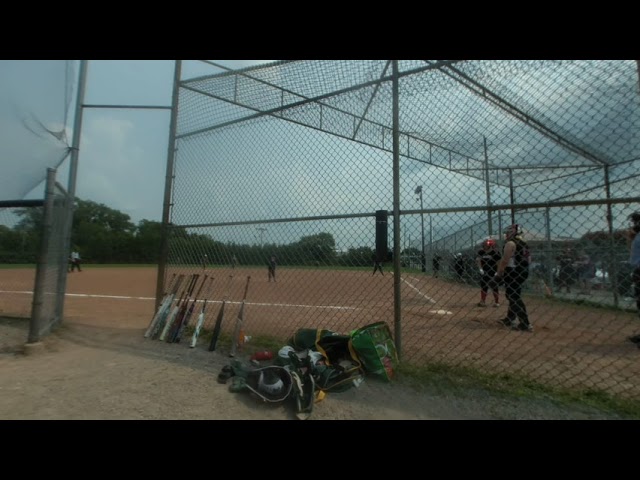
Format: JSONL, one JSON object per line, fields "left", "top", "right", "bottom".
{"left": 400, "top": 277, "right": 437, "bottom": 304}
{"left": 0, "top": 290, "right": 356, "bottom": 311}
{"left": 400, "top": 277, "right": 452, "bottom": 314}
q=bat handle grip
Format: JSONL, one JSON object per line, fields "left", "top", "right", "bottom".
{"left": 243, "top": 276, "right": 251, "bottom": 297}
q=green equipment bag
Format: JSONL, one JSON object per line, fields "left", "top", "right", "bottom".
{"left": 287, "top": 328, "right": 364, "bottom": 393}
{"left": 350, "top": 322, "right": 398, "bottom": 381}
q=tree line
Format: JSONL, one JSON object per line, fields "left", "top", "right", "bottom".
{"left": 3, "top": 197, "right": 630, "bottom": 268}
{"left": 0, "top": 198, "right": 382, "bottom": 267}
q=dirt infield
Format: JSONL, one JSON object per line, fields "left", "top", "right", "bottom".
{"left": 1, "top": 265, "right": 640, "bottom": 418}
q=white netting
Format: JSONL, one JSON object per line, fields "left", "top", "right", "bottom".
{"left": 0, "top": 60, "right": 78, "bottom": 201}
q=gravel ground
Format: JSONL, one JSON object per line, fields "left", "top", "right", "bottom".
{"left": 0, "top": 317, "right": 631, "bottom": 420}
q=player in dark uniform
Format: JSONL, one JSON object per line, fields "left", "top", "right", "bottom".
{"left": 432, "top": 253, "right": 441, "bottom": 278}
{"left": 495, "top": 224, "right": 532, "bottom": 332}
{"left": 268, "top": 255, "right": 277, "bottom": 282}
{"left": 476, "top": 238, "right": 501, "bottom": 307}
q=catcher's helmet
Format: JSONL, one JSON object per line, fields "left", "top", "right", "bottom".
{"left": 258, "top": 369, "right": 284, "bottom": 396}
{"left": 504, "top": 224, "right": 520, "bottom": 239}
{"left": 629, "top": 211, "right": 640, "bottom": 232}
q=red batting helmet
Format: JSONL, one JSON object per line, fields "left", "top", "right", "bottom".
{"left": 483, "top": 238, "right": 496, "bottom": 249}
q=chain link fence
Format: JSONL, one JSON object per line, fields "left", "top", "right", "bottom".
{"left": 0, "top": 206, "right": 40, "bottom": 321}
{"left": 0, "top": 60, "right": 79, "bottom": 348}
{"left": 160, "top": 60, "right": 640, "bottom": 400}
{"left": 0, "top": 169, "right": 71, "bottom": 345}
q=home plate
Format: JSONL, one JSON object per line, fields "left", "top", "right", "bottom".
{"left": 428, "top": 309, "right": 452, "bottom": 315}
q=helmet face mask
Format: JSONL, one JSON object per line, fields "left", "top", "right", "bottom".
{"left": 258, "top": 370, "right": 284, "bottom": 395}
{"left": 245, "top": 366, "right": 293, "bottom": 403}
{"left": 503, "top": 224, "right": 519, "bottom": 239}
{"left": 630, "top": 212, "right": 640, "bottom": 232}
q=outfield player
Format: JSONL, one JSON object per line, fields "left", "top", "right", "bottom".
{"left": 476, "top": 238, "right": 501, "bottom": 307}
{"left": 69, "top": 250, "right": 82, "bottom": 272}
{"left": 495, "top": 224, "right": 532, "bottom": 332}
{"left": 268, "top": 255, "right": 277, "bottom": 282}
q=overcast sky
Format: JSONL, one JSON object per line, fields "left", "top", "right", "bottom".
{"left": 8, "top": 59, "right": 635, "bottom": 250}
{"left": 26, "top": 60, "right": 275, "bottom": 224}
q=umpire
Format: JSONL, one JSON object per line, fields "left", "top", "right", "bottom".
{"left": 495, "top": 224, "right": 532, "bottom": 332}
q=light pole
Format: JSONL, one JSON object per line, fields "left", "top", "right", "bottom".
{"left": 415, "top": 186, "right": 426, "bottom": 272}
{"left": 256, "top": 227, "right": 267, "bottom": 247}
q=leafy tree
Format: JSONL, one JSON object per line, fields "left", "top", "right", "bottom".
{"left": 134, "top": 220, "right": 162, "bottom": 263}
{"left": 3, "top": 197, "right": 377, "bottom": 267}
{"left": 291, "top": 233, "right": 336, "bottom": 265}
{"left": 341, "top": 246, "right": 374, "bottom": 267}
{"left": 0, "top": 225, "right": 33, "bottom": 263}
{"left": 70, "top": 199, "right": 136, "bottom": 263}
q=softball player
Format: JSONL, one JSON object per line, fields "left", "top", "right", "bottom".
{"left": 476, "top": 238, "right": 501, "bottom": 307}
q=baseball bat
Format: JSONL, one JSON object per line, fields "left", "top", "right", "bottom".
{"left": 145, "top": 273, "right": 182, "bottom": 338}
{"left": 172, "top": 274, "right": 210, "bottom": 343}
{"left": 144, "top": 272, "right": 177, "bottom": 337}
{"left": 159, "top": 274, "right": 197, "bottom": 342}
{"left": 166, "top": 274, "right": 200, "bottom": 342}
{"left": 208, "top": 274, "right": 234, "bottom": 352}
{"left": 190, "top": 277, "right": 217, "bottom": 348}
{"left": 229, "top": 276, "right": 251, "bottom": 358}
{"left": 541, "top": 279, "right": 553, "bottom": 297}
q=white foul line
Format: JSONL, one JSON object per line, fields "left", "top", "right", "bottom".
{"left": 0, "top": 290, "right": 356, "bottom": 311}
{"left": 400, "top": 277, "right": 437, "bottom": 304}
{"left": 222, "top": 301, "right": 357, "bottom": 311}
{"left": 0, "top": 290, "right": 157, "bottom": 300}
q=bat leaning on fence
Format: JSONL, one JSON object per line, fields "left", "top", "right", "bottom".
{"left": 190, "top": 277, "right": 219, "bottom": 348}
{"left": 150, "top": 274, "right": 187, "bottom": 340}
{"left": 229, "top": 276, "right": 251, "bottom": 358}
{"left": 172, "top": 275, "right": 211, "bottom": 343}
{"left": 159, "top": 274, "right": 197, "bottom": 342}
{"left": 165, "top": 274, "right": 200, "bottom": 342}
{"left": 207, "top": 275, "right": 234, "bottom": 351}
{"left": 144, "top": 273, "right": 181, "bottom": 338}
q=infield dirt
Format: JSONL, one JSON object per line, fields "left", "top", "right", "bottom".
{"left": 0, "top": 267, "right": 633, "bottom": 419}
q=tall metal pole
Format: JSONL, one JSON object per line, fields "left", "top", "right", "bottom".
{"left": 391, "top": 60, "right": 402, "bottom": 359}
{"left": 29, "top": 168, "right": 57, "bottom": 342}
{"left": 545, "top": 206, "right": 553, "bottom": 291}
{"left": 483, "top": 136, "right": 493, "bottom": 236}
{"left": 603, "top": 165, "right": 619, "bottom": 307}
{"left": 509, "top": 168, "right": 515, "bottom": 225}
{"left": 429, "top": 214, "right": 433, "bottom": 253}
{"left": 56, "top": 59, "right": 88, "bottom": 325}
{"left": 257, "top": 227, "right": 267, "bottom": 247}
{"left": 420, "top": 191, "right": 426, "bottom": 272}
{"left": 155, "top": 60, "right": 182, "bottom": 311}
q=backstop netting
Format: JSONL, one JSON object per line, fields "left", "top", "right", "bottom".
{"left": 161, "top": 60, "right": 640, "bottom": 401}
{"left": 0, "top": 60, "right": 78, "bottom": 346}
